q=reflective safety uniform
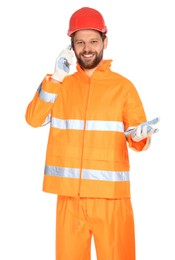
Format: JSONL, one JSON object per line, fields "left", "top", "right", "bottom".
{"left": 26, "top": 60, "right": 149, "bottom": 260}
{"left": 26, "top": 60, "right": 149, "bottom": 199}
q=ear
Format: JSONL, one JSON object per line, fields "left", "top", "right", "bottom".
{"left": 103, "top": 36, "right": 108, "bottom": 49}
{"left": 70, "top": 37, "right": 75, "bottom": 51}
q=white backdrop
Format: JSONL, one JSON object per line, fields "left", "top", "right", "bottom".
{"left": 0, "top": 0, "right": 174, "bottom": 259}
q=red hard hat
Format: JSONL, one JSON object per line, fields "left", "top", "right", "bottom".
{"left": 67, "top": 7, "right": 108, "bottom": 37}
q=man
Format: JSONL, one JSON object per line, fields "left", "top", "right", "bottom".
{"left": 25, "top": 7, "right": 159, "bottom": 260}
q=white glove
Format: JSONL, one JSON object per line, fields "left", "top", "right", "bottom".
{"left": 51, "top": 45, "right": 73, "bottom": 82}
{"left": 131, "top": 117, "right": 160, "bottom": 142}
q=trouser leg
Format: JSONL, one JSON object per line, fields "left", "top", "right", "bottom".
{"left": 87, "top": 198, "right": 135, "bottom": 260}
{"left": 56, "top": 196, "right": 92, "bottom": 260}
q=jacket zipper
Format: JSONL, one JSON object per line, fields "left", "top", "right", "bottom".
{"left": 78, "top": 79, "right": 92, "bottom": 196}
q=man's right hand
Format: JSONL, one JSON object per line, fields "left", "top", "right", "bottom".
{"left": 131, "top": 117, "right": 160, "bottom": 142}
{"left": 51, "top": 45, "right": 73, "bottom": 82}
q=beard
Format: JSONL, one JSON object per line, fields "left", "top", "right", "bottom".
{"left": 74, "top": 48, "right": 104, "bottom": 70}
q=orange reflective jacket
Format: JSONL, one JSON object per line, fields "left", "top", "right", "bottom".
{"left": 26, "top": 60, "right": 149, "bottom": 199}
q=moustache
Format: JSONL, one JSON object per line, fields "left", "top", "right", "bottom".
{"left": 80, "top": 51, "right": 96, "bottom": 55}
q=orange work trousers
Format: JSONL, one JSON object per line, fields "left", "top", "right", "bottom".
{"left": 56, "top": 196, "right": 135, "bottom": 260}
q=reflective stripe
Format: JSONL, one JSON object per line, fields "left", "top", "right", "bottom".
{"left": 86, "top": 120, "right": 124, "bottom": 132}
{"left": 45, "top": 165, "right": 129, "bottom": 182}
{"left": 82, "top": 169, "right": 129, "bottom": 181}
{"left": 51, "top": 118, "right": 84, "bottom": 130}
{"left": 45, "top": 165, "right": 80, "bottom": 178}
{"left": 51, "top": 117, "right": 124, "bottom": 132}
{"left": 38, "top": 89, "right": 58, "bottom": 103}
{"left": 42, "top": 114, "right": 51, "bottom": 126}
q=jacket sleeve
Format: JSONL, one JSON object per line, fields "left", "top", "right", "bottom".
{"left": 123, "top": 80, "right": 150, "bottom": 151}
{"left": 25, "top": 74, "right": 60, "bottom": 127}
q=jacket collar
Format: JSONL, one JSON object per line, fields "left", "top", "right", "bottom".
{"left": 75, "top": 60, "right": 113, "bottom": 82}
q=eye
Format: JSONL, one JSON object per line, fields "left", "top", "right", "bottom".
{"left": 75, "top": 41, "right": 84, "bottom": 46}
{"left": 91, "top": 40, "right": 98, "bottom": 44}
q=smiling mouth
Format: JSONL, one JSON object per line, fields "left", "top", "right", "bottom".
{"left": 82, "top": 53, "right": 94, "bottom": 59}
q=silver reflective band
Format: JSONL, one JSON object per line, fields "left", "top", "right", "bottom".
{"left": 86, "top": 120, "right": 124, "bottom": 132}
{"left": 45, "top": 165, "right": 80, "bottom": 178}
{"left": 45, "top": 165, "right": 129, "bottom": 182}
{"left": 51, "top": 118, "right": 84, "bottom": 130}
{"left": 82, "top": 169, "right": 129, "bottom": 181}
{"left": 51, "top": 117, "right": 124, "bottom": 132}
{"left": 38, "top": 89, "right": 58, "bottom": 103}
{"left": 42, "top": 114, "right": 51, "bottom": 126}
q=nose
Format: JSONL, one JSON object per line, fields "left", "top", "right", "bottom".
{"left": 83, "top": 42, "right": 92, "bottom": 51}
